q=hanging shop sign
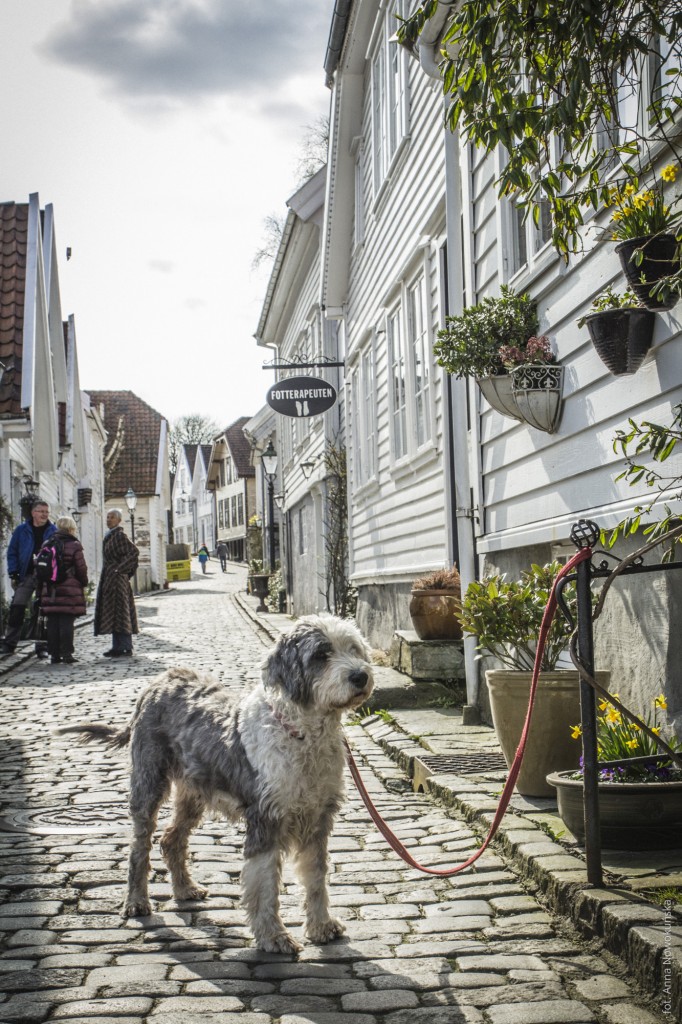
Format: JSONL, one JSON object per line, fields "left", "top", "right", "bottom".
{"left": 266, "top": 375, "right": 337, "bottom": 418}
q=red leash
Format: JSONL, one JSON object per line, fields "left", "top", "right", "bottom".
{"left": 345, "top": 549, "right": 592, "bottom": 876}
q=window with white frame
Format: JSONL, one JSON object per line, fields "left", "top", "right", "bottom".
{"left": 387, "top": 304, "right": 408, "bottom": 460}
{"left": 371, "top": 0, "right": 409, "bottom": 194}
{"left": 350, "top": 341, "right": 377, "bottom": 488}
{"left": 407, "top": 273, "right": 430, "bottom": 449}
{"left": 386, "top": 266, "right": 434, "bottom": 463}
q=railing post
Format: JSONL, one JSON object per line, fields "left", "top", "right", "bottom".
{"left": 570, "top": 520, "right": 603, "bottom": 886}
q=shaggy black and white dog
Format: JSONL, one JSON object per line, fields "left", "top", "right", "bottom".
{"left": 59, "top": 614, "right": 374, "bottom": 953}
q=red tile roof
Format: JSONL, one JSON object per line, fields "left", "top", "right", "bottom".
{"left": 224, "top": 416, "right": 254, "bottom": 477}
{"left": 87, "top": 390, "right": 168, "bottom": 499}
{"left": 0, "top": 202, "right": 28, "bottom": 419}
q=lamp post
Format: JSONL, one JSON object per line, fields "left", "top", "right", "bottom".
{"left": 260, "top": 440, "right": 278, "bottom": 573}
{"left": 124, "top": 487, "right": 138, "bottom": 593}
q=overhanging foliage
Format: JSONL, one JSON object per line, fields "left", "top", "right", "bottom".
{"left": 398, "top": 0, "right": 682, "bottom": 259}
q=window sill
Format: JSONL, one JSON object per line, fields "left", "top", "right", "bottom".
{"left": 390, "top": 442, "right": 437, "bottom": 482}
{"left": 353, "top": 477, "right": 380, "bottom": 502}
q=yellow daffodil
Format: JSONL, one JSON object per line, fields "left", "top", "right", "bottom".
{"left": 662, "top": 164, "right": 677, "bottom": 182}
{"left": 652, "top": 726, "right": 661, "bottom": 736}
{"left": 606, "top": 709, "right": 622, "bottom": 724}
{"left": 626, "top": 739, "right": 639, "bottom": 749}
{"left": 624, "top": 183, "right": 635, "bottom": 195}
{"left": 570, "top": 724, "right": 582, "bottom": 739}
{"left": 655, "top": 694, "right": 668, "bottom": 709}
{"left": 612, "top": 210, "right": 623, "bottom": 221}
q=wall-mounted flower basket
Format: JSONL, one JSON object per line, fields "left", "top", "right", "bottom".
{"left": 476, "top": 374, "right": 524, "bottom": 422}
{"left": 615, "top": 233, "right": 680, "bottom": 311}
{"left": 77, "top": 487, "right": 93, "bottom": 507}
{"left": 476, "top": 366, "right": 564, "bottom": 433}
{"left": 583, "top": 307, "right": 655, "bottom": 376}
{"left": 511, "top": 364, "right": 564, "bottom": 433}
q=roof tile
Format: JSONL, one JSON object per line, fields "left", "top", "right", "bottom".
{"left": 86, "top": 389, "right": 168, "bottom": 499}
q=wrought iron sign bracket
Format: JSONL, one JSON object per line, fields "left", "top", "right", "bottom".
{"left": 262, "top": 358, "right": 345, "bottom": 370}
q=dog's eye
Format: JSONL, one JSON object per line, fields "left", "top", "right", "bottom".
{"left": 314, "top": 648, "right": 331, "bottom": 661}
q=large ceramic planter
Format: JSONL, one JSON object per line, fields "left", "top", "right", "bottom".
{"left": 511, "top": 364, "right": 564, "bottom": 433}
{"left": 547, "top": 770, "right": 682, "bottom": 850}
{"left": 409, "top": 589, "right": 463, "bottom": 641}
{"left": 615, "top": 233, "right": 680, "bottom": 311}
{"left": 486, "top": 669, "right": 611, "bottom": 797}
{"left": 583, "top": 308, "right": 655, "bottom": 376}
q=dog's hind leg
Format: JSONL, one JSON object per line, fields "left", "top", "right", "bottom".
{"left": 123, "top": 756, "right": 170, "bottom": 918}
{"left": 159, "top": 783, "right": 208, "bottom": 903}
{"left": 294, "top": 826, "right": 345, "bottom": 944}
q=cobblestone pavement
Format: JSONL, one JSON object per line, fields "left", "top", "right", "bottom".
{"left": 0, "top": 567, "right": 671, "bottom": 1023}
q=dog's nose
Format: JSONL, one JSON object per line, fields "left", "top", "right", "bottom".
{"left": 349, "top": 669, "right": 369, "bottom": 689}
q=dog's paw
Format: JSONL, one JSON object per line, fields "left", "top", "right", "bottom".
{"left": 257, "top": 930, "right": 303, "bottom": 955}
{"left": 306, "top": 917, "right": 346, "bottom": 944}
{"left": 122, "top": 898, "right": 152, "bottom": 918}
{"left": 175, "top": 882, "right": 208, "bottom": 901}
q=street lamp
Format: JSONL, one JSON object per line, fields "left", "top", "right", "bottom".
{"left": 125, "top": 487, "right": 139, "bottom": 593}
{"left": 124, "top": 487, "right": 137, "bottom": 543}
{"left": 300, "top": 458, "right": 316, "bottom": 480}
{"left": 260, "top": 440, "right": 278, "bottom": 573}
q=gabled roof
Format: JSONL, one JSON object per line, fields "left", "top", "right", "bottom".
{"left": 0, "top": 202, "right": 28, "bottom": 419}
{"left": 224, "top": 416, "right": 254, "bottom": 477}
{"left": 87, "top": 389, "right": 167, "bottom": 498}
{"left": 184, "top": 442, "right": 199, "bottom": 475}
{"left": 199, "top": 443, "right": 212, "bottom": 469}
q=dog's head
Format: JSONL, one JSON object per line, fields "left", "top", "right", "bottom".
{"left": 262, "top": 614, "right": 374, "bottom": 711}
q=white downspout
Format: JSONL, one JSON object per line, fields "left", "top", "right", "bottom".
{"left": 417, "top": 18, "right": 481, "bottom": 722}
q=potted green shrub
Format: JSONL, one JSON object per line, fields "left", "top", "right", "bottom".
{"left": 578, "top": 286, "right": 656, "bottom": 376}
{"left": 459, "top": 561, "right": 610, "bottom": 797}
{"left": 435, "top": 287, "right": 563, "bottom": 431}
{"left": 409, "top": 564, "right": 463, "bottom": 641}
{"left": 548, "top": 693, "right": 682, "bottom": 849}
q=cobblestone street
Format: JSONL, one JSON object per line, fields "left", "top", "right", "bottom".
{"left": 0, "top": 567, "right": 671, "bottom": 1023}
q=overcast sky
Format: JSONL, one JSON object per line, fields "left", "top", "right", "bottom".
{"left": 1, "top": 0, "right": 332, "bottom": 427}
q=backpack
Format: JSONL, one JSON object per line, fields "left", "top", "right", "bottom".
{"left": 35, "top": 537, "right": 67, "bottom": 586}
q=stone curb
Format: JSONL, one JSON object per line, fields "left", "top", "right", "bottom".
{"left": 361, "top": 716, "right": 682, "bottom": 1022}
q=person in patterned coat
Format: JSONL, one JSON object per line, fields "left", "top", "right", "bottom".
{"left": 94, "top": 509, "right": 139, "bottom": 658}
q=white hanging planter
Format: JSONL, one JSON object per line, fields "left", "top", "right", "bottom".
{"left": 476, "top": 374, "right": 524, "bottom": 421}
{"left": 476, "top": 366, "right": 564, "bottom": 434}
{"left": 511, "top": 364, "right": 564, "bottom": 433}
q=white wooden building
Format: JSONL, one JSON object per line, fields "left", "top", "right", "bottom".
{"left": 322, "top": 0, "right": 450, "bottom": 645}
{"left": 254, "top": 166, "right": 347, "bottom": 616}
{"left": 0, "top": 195, "right": 107, "bottom": 607}
{"left": 321, "top": 1, "right": 682, "bottom": 723}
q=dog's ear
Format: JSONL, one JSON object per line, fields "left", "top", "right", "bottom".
{"left": 262, "top": 630, "right": 313, "bottom": 704}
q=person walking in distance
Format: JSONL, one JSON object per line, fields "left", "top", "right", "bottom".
{"left": 197, "top": 544, "right": 210, "bottom": 574}
{"left": 216, "top": 541, "right": 228, "bottom": 572}
{"left": 94, "top": 509, "right": 139, "bottom": 658}
{"left": 39, "top": 516, "right": 88, "bottom": 664}
{"left": 2, "top": 499, "right": 56, "bottom": 658}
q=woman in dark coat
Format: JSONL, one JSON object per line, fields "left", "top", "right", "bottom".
{"left": 39, "top": 516, "right": 89, "bottom": 665}
{"left": 94, "top": 508, "right": 139, "bottom": 658}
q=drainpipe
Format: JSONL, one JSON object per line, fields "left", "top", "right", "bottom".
{"left": 417, "top": 13, "right": 481, "bottom": 723}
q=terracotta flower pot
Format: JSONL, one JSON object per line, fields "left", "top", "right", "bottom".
{"left": 615, "top": 233, "right": 680, "bottom": 311}
{"left": 547, "top": 770, "right": 682, "bottom": 849}
{"left": 486, "top": 669, "right": 611, "bottom": 797}
{"left": 409, "top": 589, "right": 463, "bottom": 641}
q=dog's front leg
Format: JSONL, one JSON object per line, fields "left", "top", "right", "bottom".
{"left": 294, "top": 828, "right": 345, "bottom": 945}
{"left": 242, "top": 817, "right": 301, "bottom": 954}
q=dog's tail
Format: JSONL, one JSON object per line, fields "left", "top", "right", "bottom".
{"left": 55, "top": 723, "right": 131, "bottom": 750}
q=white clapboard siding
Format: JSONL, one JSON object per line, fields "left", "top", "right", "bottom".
{"left": 340, "top": 40, "right": 449, "bottom": 583}
{"left": 466, "top": 143, "right": 682, "bottom": 554}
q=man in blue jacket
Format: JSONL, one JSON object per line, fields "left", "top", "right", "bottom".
{"left": 2, "top": 499, "right": 57, "bottom": 657}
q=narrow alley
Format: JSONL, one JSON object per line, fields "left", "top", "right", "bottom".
{"left": 0, "top": 567, "right": 670, "bottom": 1024}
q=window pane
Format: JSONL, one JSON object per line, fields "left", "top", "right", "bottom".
{"left": 388, "top": 309, "right": 407, "bottom": 459}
